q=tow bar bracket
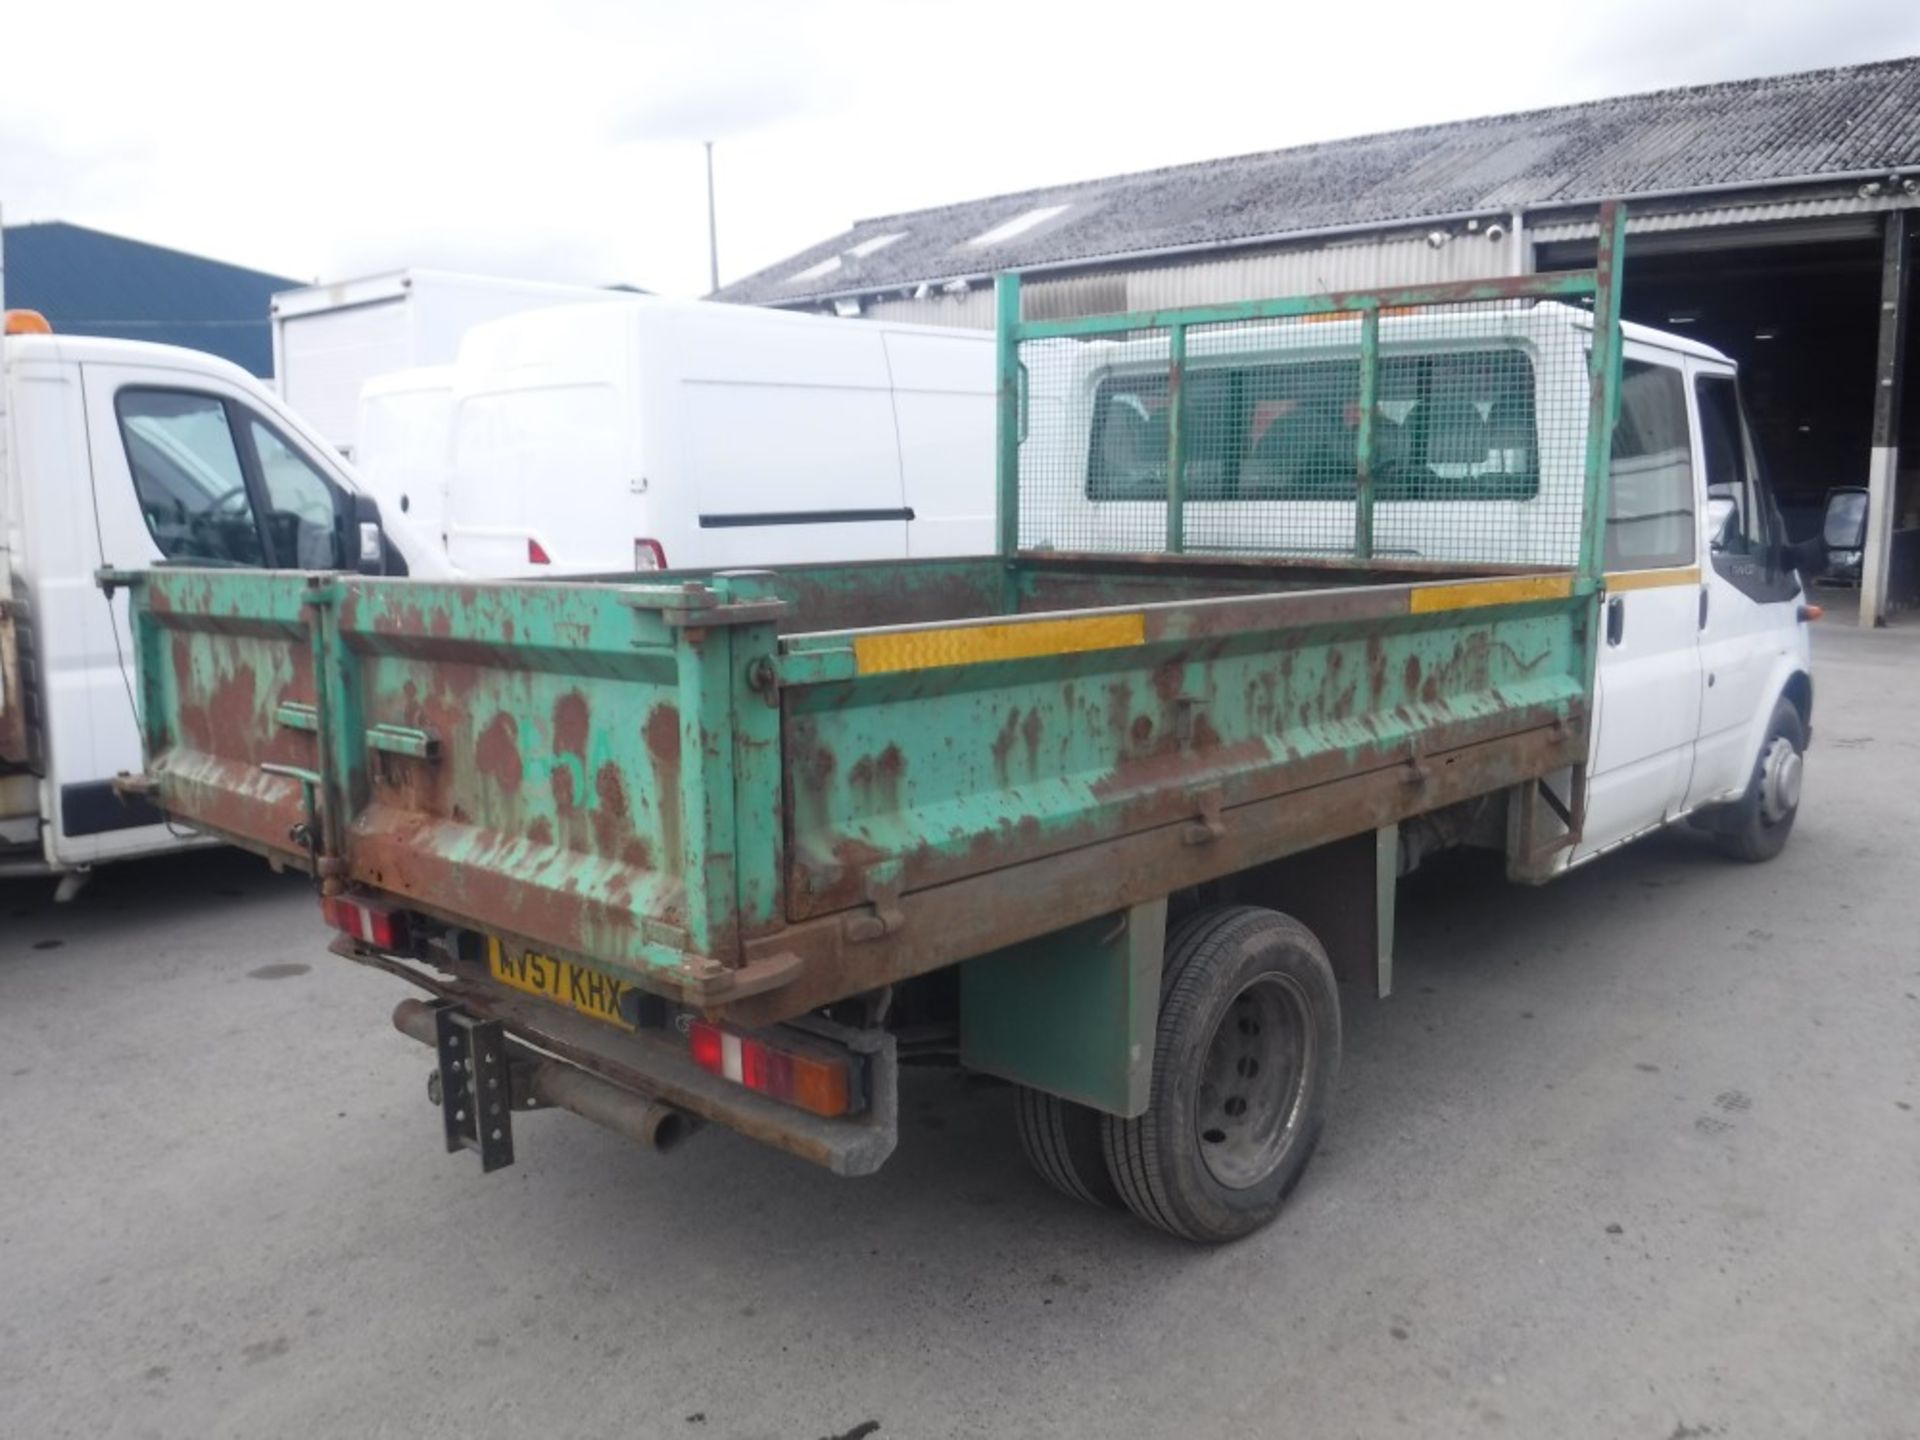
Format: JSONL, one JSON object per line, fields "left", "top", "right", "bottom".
{"left": 433, "top": 1002, "right": 515, "bottom": 1172}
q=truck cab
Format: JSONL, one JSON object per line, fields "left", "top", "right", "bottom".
{"left": 0, "top": 314, "right": 443, "bottom": 891}
{"left": 1577, "top": 322, "right": 1812, "bottom": 866}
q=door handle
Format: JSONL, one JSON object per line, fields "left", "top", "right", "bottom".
{"left": 1698, "top": 586, "right": 1710, "bottom": 630}
{"left": 1606, "top": 595, "right": 1625, "bottom": 647}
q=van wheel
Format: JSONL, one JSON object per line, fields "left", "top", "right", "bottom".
{"left": 1716, "top": 698, "right": 1806, "bottom": 863}
{"left": 1014, "top": 1086, "right": 1121, "bottom": 1208}
{"left": 1102, "top": 906, "right": 1340, "bottom": 1244}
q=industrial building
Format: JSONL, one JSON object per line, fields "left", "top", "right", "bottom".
{"left": 717, "top": 57, "right": 1920, "bottom": 624}
{"left": 1, "top": 221, "right": 295, "bottom": 377}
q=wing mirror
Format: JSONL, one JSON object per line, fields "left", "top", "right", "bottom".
{"left": 351, "top": 492, "right": 388, "bottom": 575}
{"left": 1706, "top": 494, "right": 1739, "bottom": 551}
{"left": 1821, "top": 487, "right": 1869, "bottom": 550}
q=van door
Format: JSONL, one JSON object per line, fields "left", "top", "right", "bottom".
{"left": 882, "top": 330, "right": 996, "bottom": 558}
{"left": 1573, "top": 354, "right": 1704, "bottom": 862}
{"left": 1684, "top": 365, "right": 1802, "bottom": 808}
{"left": 667, "top": 311, "right": 909, "bottom": 567}
{"left": 60, "top": 362, "right": 356, "bottom": 865}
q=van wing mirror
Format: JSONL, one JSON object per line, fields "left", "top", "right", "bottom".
{"left": 1821, "top": 487, "right": 1869, "bottom": 551}
{"left": 1706, "top": 494, "right": 1739, "bottom": 551}
{"left": 350, "top": 492, "right": 388, "bottom": 575}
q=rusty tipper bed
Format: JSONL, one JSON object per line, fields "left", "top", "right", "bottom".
{"left": 111, "top": 206, "right": 1631, "bottom": 1242}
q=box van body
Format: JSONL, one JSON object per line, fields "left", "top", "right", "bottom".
{"left": 371, "top": 299, "right": 994, "bottom": 575}
{"left": 1023, "top": 301, "right": 1812, "bottom": 870}
{"left": 0, "top": 325, "right": 441, "bottom": 889}
{"left": 271, "top": 271, "right": 628, "bottom": 460}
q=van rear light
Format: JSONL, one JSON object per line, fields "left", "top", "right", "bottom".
{"left": 527, "top": 538, "right": 552, "bottom": 565}
{"left": 686, "top": 1020, "right": 857, "bottom": 1118}
{"left": 633, "top": 538, "right": 667, "bottom": 571}
{"left": 321, "top": 892, "right": 405, "bottom": 950}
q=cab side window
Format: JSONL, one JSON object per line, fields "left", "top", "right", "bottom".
{"left": 1606, "top": 361, "right": 1695, "bottom": 570}
{"left": 248, "top": 417, "right": 344, "bottom": 569}
{"left": 1696, "top": 375, "right": 1764, "bottom": 555}
{"left": 115, "top": 391, "right": 267, "bottom": 566}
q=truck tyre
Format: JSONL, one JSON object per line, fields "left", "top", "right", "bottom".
{"left": 1715, "top": 697, "right": 1806, "bottom": 863}
{"left": 1102, "top": 906, "right": 1340, "bottom": 1244}
{"left": 1014, "top": 1086, "right": 1122, "bottom": 1208}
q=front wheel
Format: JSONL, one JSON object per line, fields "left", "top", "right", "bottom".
{"left": 1715, "top": 697, "right": 1806, "bottom": 863}
{"left": 1103, "top": 906, "right": 1340, "bottom": 1244}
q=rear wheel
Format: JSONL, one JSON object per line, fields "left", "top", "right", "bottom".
{"left": 1715, "top": 697, "right": 1806, "bottom": 863}
{"left": 1015, "top": 1086, "right": 1121, "bottom": 1208}
{"left": 1103, "top": 906, "right": 1340, "bottom": 1244}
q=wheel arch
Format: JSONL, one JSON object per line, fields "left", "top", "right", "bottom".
{"left": 1781, "top": 669, "right": 1813, "bottom": 736}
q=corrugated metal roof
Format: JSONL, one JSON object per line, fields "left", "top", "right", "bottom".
{"left": 716, "top": 55, "right": 1920, "bottom": 307}
{"left": 3, "top": 221, "right": 297, "bottom": 376}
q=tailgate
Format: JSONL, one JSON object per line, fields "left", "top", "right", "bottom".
{"left": 119, "top": 569, "right": 788, "bottom": 1000}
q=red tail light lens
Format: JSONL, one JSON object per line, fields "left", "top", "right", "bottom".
{"left": 321, "top": 892, "right": 405, "bottom": 949}
{"left": 686, "top": 1020, "right": 857, "bottom": 1118}
{"left": 688, "top": 1020, "right": 724, "bottom": 1074}
{"left": 633, "top": 538, "right": 666, "bottom": 571}
{"left": 527, "top": 537, "right": 552, "bottom": 565}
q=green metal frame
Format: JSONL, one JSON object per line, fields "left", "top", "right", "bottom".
{"left": 992, "top": 201, "right": 1628, "bottom": 603}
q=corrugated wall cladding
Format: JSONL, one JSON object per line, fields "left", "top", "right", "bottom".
{"left": 855, "top": 231, "right": 1515, "bottom": 329}
{"left": 861, "top": 291, "right": 998, "bottom": 329}
{"left": 1527, "top": 191, "right": 1920, "bottom": 243}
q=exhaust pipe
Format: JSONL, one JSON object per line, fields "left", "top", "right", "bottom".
{"left": 533, "top": 1065, "right": 693, "bottom": 1153}
{"left": 393, "top": 999, "right": 697, "bottom": 1154}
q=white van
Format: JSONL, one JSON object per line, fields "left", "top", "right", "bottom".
{"left": 0, "top": 311, "right": 442, "bottom": 894}
{"left": 373, "top": 299, "right": 995, "bottom": 575}
{"left": 354, "top": 364, "right": 455, "bottom": 549}
{"left": 1026, "top": 302, "right": 1823, "bottom": 867}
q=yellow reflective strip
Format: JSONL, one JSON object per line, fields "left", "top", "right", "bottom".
{"left": 1603, "top": 565, "right": 1702, "bottom": 593}
{"left": 1406, "top": 574, "right": 1575, "bottom": 613}
{"left": 853, "top": 612, "right": 1147, "bottom": 674}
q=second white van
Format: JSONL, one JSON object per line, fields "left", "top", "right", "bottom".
{"left": 359, "top": 299, "right": 996, "bottom": 576}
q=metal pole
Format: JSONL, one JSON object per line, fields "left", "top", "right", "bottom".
{"left": 1354, "top": 306, "right": 1380, "bottom": 560}
{"left": 1166, "top": 324, "right": 1187, "bottom": 553}
{"left": 1860, "top": 208, "right": 1909, "bottom": 628}
{"left": 1576, "top": 201, "right": 1627, "bottom": 591}
{"left": 704, "top": 141, "right": 720, "bottom": 295}
{"left": 995, "top": 274, "right": 1023, "bottom": 560}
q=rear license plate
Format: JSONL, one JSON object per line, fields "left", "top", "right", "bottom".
{"left": 487, "top": 939, "right": 632, "bottom": 1029}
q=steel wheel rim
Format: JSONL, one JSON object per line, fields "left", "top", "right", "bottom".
{"left": 1194, "top": 972, "right": 1314, "bottom": 1190}
{"left": 1760, "top": 735, "right": 1802, "bottom": 824}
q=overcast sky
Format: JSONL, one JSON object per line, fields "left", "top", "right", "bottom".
{"left": 4, "top": 0, "right": 1916, "bottom": 297}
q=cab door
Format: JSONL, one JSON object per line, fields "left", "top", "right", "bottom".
{"left": 1684, "top": 365, "right": 1802, "bottom": 809}
{"left": 55, "top": 362, "right": 353, "bottom": 865}
{"left": 1574, "top": 353, "right": 1704, "bottom": 862}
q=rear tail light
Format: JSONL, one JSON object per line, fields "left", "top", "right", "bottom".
{"left": 321, "top": 892, "right": 406, "bottom": 950}
{"left": 527, "top": 537, "right": 552, "bottom": 565}
{"left": 633, "top": 538, "right": 667, "bottom": 571}
{"left": 686, "top": 1020, "right": 858, "bottom": 1118}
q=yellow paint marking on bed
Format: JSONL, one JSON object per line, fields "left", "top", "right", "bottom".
{"left": 853, "top": 612, "right": 1148, "bottom": 674}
